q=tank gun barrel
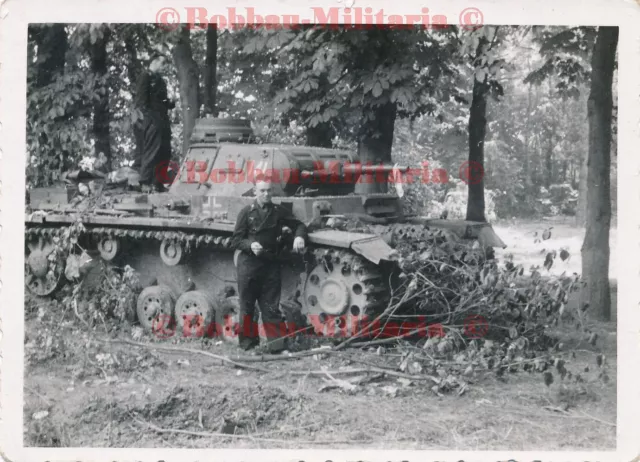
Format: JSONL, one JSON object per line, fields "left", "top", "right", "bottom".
{"left": 298, "top": 162, "right": 410, "bottom": 183}
{"left": 342, "top": 163, "right": 410, "bottom": 175}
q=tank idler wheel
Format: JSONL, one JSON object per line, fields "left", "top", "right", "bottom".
{"left": 25, "top": 235, "right": 65, "bottom": 297}
{"left": 136, "top": 285, "right": 176, "bottom": 334}
{"left": 160, "top": 239, "right": 184, "bottom": 266}
{"left": 98, "top": 237, "right": 121, "bottom": 261}
{"left": 175, "top": 290, "right": 215, "bottom": 338}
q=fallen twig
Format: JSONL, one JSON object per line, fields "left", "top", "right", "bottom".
{"left": 73, "top": 299, "right": 90, "bottom": 328}
{"left": 287, "top": 366, "right": 440, "bottom": 383}
{"left": 105, "top": 337, "right": 439, "bottom": 382}
{"left": 320, "top": 370, "right": 357, "bottom": 392}
{"left": 130, "top": 413, "right": 370, "bottom": 444}
{"left": 345, "top": 325, "right": 431, "bottom": 349}
{"left": 99, "top": 338, "right": 271, "bottom": 373}
{"left": 102, "top": 337, "right": 342, "bottom": 363}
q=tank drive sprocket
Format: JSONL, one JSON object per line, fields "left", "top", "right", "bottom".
{"left": 297, "top": 248, "right": 389, "bottom": 337}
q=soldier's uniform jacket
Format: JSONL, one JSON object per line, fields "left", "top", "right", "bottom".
{"left": 231, "top": 201, "right": 307, "bottom": 261}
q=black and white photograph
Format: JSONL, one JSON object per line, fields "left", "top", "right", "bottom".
{"left": 1, "top": 1, "right": 639, "bottom": 461}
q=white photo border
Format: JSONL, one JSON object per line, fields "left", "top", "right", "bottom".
{"left": 1, "top": 0, "right": 639, "bottom": 460}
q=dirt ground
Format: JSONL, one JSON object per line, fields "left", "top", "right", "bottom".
{"left": 23, "top": 220, "right": 618, "bottom": 450}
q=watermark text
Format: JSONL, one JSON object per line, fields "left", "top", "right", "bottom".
{"left": 155, "top": 6, "right": 484, "bottom": 31}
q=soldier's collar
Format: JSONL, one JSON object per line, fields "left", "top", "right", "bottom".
{"left": 252, "top": 200, "right": 273, "bottom": 210}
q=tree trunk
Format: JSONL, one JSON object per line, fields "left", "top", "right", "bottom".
{"left": 124, "top": 29, "right": 143, "bottom": 164}
{"left": 580, "top": 26, "right": 618, "bottom": 322}
{"left": 306, "top": 76, "right": 335, "bottom": 147}
{"left": 172, "top": 25, "right": 201, "bottom": 156}
{"left": 576, "top": 149, "right": 588, "bottom": 225}
{"left": 203, "top": 24, "right": 218, "bottom": 117}
{"left": 89, "top": 26, "right": 112, "bottom": 172}
{"left": 523, "top": 84, "right": 532, "bottom": 189}
{"left": 32, "top": 24, "right": 68, "bottom": 87}
{"left": 30, "top": 24, "right": 70, "bottom": 183}
{"left": 355, "top": 101, "right": 397, "bottom": 194}
{"left": 466, "top": 69, "right": 490, "bottom": 222}
{"left": 306, "top": 122, "right": 335, "bottom": 148}
{"left": 124, "top": 32, "right": 142, "bottom": 95}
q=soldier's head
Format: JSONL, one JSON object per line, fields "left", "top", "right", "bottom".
{"left": 253, "top": 174, "right": 273, "bottom": 206}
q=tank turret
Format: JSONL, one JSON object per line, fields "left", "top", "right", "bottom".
{"left": 189, "top": 117, "right": 256, "bottom": 144}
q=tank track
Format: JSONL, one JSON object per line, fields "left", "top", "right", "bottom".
{"left": 24, "top": 223, "right": 237, "bottom": 303}
{"left": 25, "top": 224, "right": 394, "bottom": 340}
{"left": 25, "top": 224, "right": 234, "bottom": 250}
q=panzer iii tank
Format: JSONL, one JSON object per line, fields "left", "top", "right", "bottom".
{"left": 24, "top": 118, "right": 505, "bottom": 341}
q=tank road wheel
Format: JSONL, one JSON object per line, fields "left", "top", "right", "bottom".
{"left": 98, "top": 236, "right": 120, "bottom": 261}
{"left": 175, "top": 290, "right": 215, "bottom": 338}
{"left": 160, "top": 239, "right": 184, "bottom": 266}
{"left": 299, "top": 249, "right": 389, "bottom": 338}
{"left": 136, "top": 285, "right": 176, "bottom": 335}
{"left": 215, "top": 296, "right": 241, "bottom": 345}
{"left": 25, "top": 235, "right": 65, "bottom": 296}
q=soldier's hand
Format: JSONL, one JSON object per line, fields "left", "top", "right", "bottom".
{"left": 293, "top": 237, "right": 305, "bottom": 253}
{"left": 251, "top": 242, "right": 263, "bottom": 256}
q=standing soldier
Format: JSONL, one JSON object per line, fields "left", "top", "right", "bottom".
{"left": 231, "top": 176, "right": 307, "bottom": 353}
{"left": 133, "top": 70, "right": 175, "bottom": 192}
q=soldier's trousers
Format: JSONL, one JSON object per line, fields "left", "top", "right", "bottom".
{"left": 236, "top": 253, "right": 287, "bottom": 351}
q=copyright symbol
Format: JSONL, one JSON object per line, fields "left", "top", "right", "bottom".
{"left": 459, "top": 160, "right": 484, "bottom": 185}
{"left": 155, "top": 160, "right": 180, "bottom": 184}
{"left": 459, "top": 7, "right": 483, "bottom": 31}
{"left": 156, "top": 7, "right": 180, "bottom": 31}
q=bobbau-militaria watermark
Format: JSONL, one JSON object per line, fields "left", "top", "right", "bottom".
{"left": 154, "top": 6, "right": 484, "bottom": 31}
{"left": 155, "top": 160, "right": 485, "bottom": 186}
{"left": 156, "top": 160, "right": 454, "bottom": 185}
{"left": 150, "top": 313, "right": 490, "bottom": 340}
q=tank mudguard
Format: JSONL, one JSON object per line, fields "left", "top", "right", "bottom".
{"left": 307, "top": 229, "right": 397, "bottom": 265}
{"left": 409, "top": 218, "right": 507, "bottom": 249}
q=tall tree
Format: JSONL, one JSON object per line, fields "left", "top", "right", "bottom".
{"left": 466, "top": 35, "right": 490, "bottom": 221}
{"left": 462, "top": 26, "right": 505, "bottom": 222}
{"left": 305, "top": 75, "right": 335, "bottom": 147}
{"left": 172, "top": 25, "right": 201, "bottom": 155}
{"left": 236, "top": 26, "right": 461, "bottom": 192}
{"left": 27, "top": 24, "right": 75, "bottom": 185}
{"left": 88, "top": 25, "right": 112, "bottom": 171}
{"left": 32, "top": 24, "right": 68, "bottom": 87}
{"left": 203, "top": 24, "right": 219, "bottom": 117}
{"left": 581, "top": 26, "right": 618, "bottom": 321}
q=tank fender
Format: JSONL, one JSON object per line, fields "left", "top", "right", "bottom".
{"left": 408, "top": 218, "right": 507, "bottom": 249}
{"left": 307, "top": 229, "right": 397, "bottom": 265}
